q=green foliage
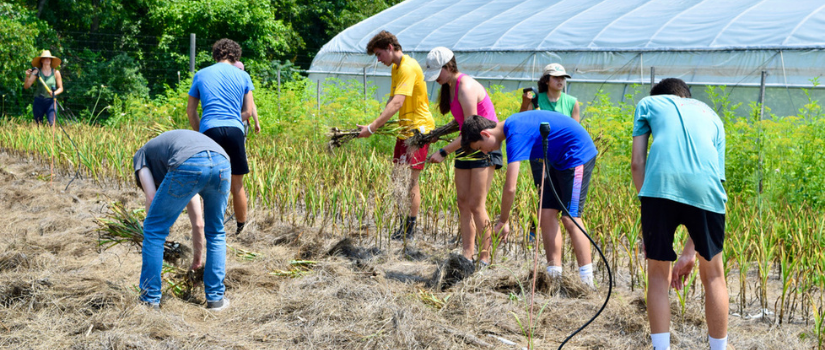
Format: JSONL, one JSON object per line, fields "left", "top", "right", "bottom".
{"left": 0, "top": 3, "right": 49, "bottom": 105}
{"left": 148, "top": 0, "right": 302, "bottom": 61}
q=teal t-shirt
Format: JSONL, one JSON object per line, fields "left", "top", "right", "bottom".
{"left": 537, "top": 92, "right": 577, "bottom": 117}
{"left": 632, "top": 95, "right": 726, "bottom": 214}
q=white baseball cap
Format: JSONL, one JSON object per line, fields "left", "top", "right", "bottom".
{"left": 542, "top": 63, "right": 571, "bottom": 78}
{"left": 423, "top": 47, "right": 454, "bottom": 82}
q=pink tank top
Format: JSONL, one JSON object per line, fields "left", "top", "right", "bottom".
{"left": 450, "top": 74, "right": 498, "bottom": 129}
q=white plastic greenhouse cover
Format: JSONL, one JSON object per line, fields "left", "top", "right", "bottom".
{"left": 309, "top": 0, "right": 825, "bottom": 95}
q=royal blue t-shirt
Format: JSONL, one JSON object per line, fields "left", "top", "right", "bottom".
{"left": 503, "top": 110, "right": 597, "bottom": 170}
{"left": 188, "top": 62, "right": 254, "bottom": 133}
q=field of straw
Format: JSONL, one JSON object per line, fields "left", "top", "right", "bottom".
{"left": 0, "top": 149, "right": 816, "bottom": 349}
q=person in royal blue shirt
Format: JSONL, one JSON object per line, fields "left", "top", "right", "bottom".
{"left": 461, "top": 111, "right": 598, "bottom": 287}
{"left": 187, "top": 38, "right": 259, "bottom": 235}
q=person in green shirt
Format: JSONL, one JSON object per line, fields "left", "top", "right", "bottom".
{"left": 519, "top": 63, "right": 580, "bottom": 122}
{"left": 23, "top": 50, "right": 64, "bottom": 126}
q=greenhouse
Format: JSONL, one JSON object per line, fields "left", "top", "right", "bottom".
{"left": 309, "top": 0, "right": 825, "bottom": 117}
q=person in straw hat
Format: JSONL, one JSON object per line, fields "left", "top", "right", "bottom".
{"left": 23, "top": 50, "right": 64, "bottom": 126}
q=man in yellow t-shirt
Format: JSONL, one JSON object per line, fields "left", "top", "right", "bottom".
{"left": 358, "top": 30, "right": 435, "bottom": 240}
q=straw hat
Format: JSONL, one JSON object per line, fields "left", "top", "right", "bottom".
{"left": 31, "top": 50, "right": 61, "bottom": 68}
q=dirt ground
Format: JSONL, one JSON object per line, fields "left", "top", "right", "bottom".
{"left": 0, "top": 150, "right": 817, "bottom": 349}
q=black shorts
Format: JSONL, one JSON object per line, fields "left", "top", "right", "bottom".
{"left": 454, "top": 149, "right": 503, "bottom": 170}
{"left": 203, "top": 126, "right": 248, "bottom": 175}
{"left": 530, "top": 156, "right": 595, "bottom": 217}
{"left": 640, "top": 197, "right": 725, "bottom": 262}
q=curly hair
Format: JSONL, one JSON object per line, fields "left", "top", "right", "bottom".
{"left": 212, "top": 39, "right": 242, "bottom": 63}
{"left": 460, "top": 115, "right": 497, "bottom": 153}
{"left": 366, "top": 30, "right": 402, "bottom": 55}
{"left": 651, "top": 78, "right": 691, "bottom": 98}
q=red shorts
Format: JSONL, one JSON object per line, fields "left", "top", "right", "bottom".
{"left": 393, "top": 138, "right": 429, "bottom": 170}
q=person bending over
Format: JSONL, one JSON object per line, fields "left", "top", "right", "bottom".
{"left": 631, "top": 78, "right": 730, "bottom": 350}
{"left": 462, "top": 111, "right": 598, "bottom": 287}
{"left": 133, "top": 130, "right": 231, "bottom": 311}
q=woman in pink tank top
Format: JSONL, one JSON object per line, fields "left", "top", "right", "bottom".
{"left": 423, "top": 47, "right": 502, "bottom": 266}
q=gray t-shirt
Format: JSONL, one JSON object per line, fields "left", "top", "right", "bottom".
{"left": 133, "top": 130, "right": 229, "bottom": 189}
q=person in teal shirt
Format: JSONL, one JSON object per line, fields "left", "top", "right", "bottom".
{"left": 519, "top": 63, "right": 580, "bottom": 122}
{"left": 631, "top": 78, "right": 729, "bottom": 350}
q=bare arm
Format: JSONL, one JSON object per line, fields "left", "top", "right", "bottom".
{"left": 241, "top": 91, "right": 260, "bottom": 133}
{"left": 498, "top": 161, "right": 520, "bottom": 223}
{"left": 519, "top": 91, "right": 534, "bottom": 112}
{"left": 631, "top": 134, "right": 650, "bottom": 193}
{"left": 53, "top": 70, "right": 64, "bottom": 96}
{"left": 137, "top": 167, "right": 157, "bottom": 211}
{"left": 571, "top": 101, "right": 581, "bottom": 122}
{"left": 23, "top": 69, "right": 38, "bottom": 90}
{"left": 358, "top": 94, "right": 406, "bottom": 138}
{"left": 187, "top": 96, "right": 201, "bottom": 131}
{"left": 186, "top": 195, "right": 205, "bottom": 270}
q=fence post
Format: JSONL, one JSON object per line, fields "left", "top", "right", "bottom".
{"left": 757, "top": 70, "right": 767, "bottom": 195}
{"left": 277, "top": 67, "right": 281, "bottom": 114}
{"left": 650, "top": 66, "right": 655, "bottom": 86}
{"left": 363, "top": 66, "right": 367, "bottom": 113}
{"left": 758, "top": 70, "right": 767, "bottom": 120}
{"left": 189, "top": 34, "right": 196, "bottom": 73}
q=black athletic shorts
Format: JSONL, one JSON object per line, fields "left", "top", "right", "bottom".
{"left": 454, "top": 149, "right": 503, "bottom": 170}
{"left": 640, "top": 197, "right": 725, "bottom": 262}
{"left": 530, "top": 156, "right": 595, "bottom": 217}
{"left": 203, "top": 126, "right": 249, "bottom": 175}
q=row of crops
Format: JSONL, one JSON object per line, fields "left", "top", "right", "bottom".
{"left": 1, "top": 77, "right": 824, "bottom": 342}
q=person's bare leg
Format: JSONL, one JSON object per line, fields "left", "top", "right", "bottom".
{"left": 454, "top": 169, "right": 475, "bottom": 260}
{"left": 699, "top": 252, "right": 729, "bottom": 339}
{"left": 647, "top": 259, "right": 672, "bottom": 335}
{"left": 231, "top": 174, "right": 247, "bottom": 223}
{"left": 409, "top": 168, "right": 421, "bottom": 217}
{"left": 470, "top": 166, "right": 495, "bottom": 263}
{"left": 540, "top": 209, "right": 563, "bottom": 266}
{"left": 561, "top": 216, "right": 593, "bottom": 267}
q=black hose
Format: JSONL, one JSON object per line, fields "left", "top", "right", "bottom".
{"left": 538, "top": 122, "right": 613, "bottom": 349}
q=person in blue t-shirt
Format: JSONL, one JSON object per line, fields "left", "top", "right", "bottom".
{"left": 187, "top": 38, "right": 259, "bottom": 235}
{"left": 631, "top": 78, "right": 729, "bottom": 350}
{"left": 461, "top": 111, "right": 598, "bottom": 287}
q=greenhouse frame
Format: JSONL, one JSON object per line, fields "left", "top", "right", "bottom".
{"left": 308, "top": 0, "right": 825, "bottom": 117}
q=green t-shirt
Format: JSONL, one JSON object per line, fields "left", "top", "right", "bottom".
{"left": 34, "top": 70, "right": 57, "bottom": 99}
{"left": 537, "top": 92, "right": 577, "bottom": 117}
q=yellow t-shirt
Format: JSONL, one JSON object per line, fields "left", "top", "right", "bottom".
{"left": 391, "top": 55, "right": 435, "bottom": 139}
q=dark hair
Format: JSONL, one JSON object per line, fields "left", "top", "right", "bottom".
{"left": 212, "top": 39, "right": 242, "bottom": 63}
{"left": 437, "top": 56, "right": 459, "bottom": 115}
{"left": 537, "top": 74, "right": 551, "bottom": 93}
{"left": 460, "top": 115, "right": 497, "bottom": 153}
{"left": 651, "top": 78, "right": 691, "bottom": 98}
{"left": 366, "top": 30, "right": 402, "bottom": 55}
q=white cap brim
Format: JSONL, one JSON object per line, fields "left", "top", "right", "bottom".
{"left": 423, "top": 66, "right": 441, "bottom": 82}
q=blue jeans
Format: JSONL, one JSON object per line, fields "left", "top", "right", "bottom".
{"left": 139, "top": 151, "right": 231, "bottom": 305}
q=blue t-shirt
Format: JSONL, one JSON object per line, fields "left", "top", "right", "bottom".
{"left": 503, "top": 110, "right": 597, "bottom": 170}
{"left": 188, "top": 62, "right": 254, "bottom": 133}
{"left": 633, "top": 95, "right": 726, "bottom": 214}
